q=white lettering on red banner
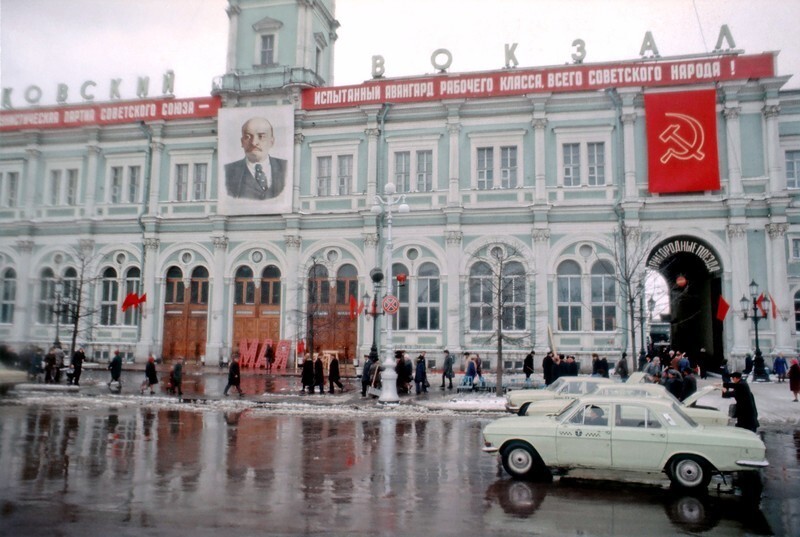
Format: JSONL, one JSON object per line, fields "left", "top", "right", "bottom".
{"left": 0, "top": 96, "right": 220, "bottom": 131}
{"left": 302, "top": 53, "right": 775, "bottom": 110}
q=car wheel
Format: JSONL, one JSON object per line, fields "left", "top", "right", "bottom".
{"left": 501, "top": 441, "right": 548, "bottom": 481}
{"left": 669, "top": 455, "right": 711, "bottom": 490}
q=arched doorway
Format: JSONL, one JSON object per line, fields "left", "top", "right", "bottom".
{"left": 162, "top": 265, "right": 209, "bottom": 363}
{"left": 231, "top": 264, "right": 281, "bottom": 352}
{"left": 305, "top": 263, "right": 358, "bottom": 361}
{"left": 646, "top": 236, "right": 724, "bottom": 369}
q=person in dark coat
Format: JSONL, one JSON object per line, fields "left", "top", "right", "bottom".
{"left": 301, "top": 353, "right": 315, "bottom": 393}
{"left": 265, "top": 344, "right": 275, "bottom": 373}
{"left": 224, "top": 355, "right": 244, "bottom": 396}
{"left": 314, "top": 354, "right": 325, "bottom": 394}
{"left": 565, "top": 355, "right": 579, "bottom": 376}
{"left": 414, "top": 354, "right": 428, "bottom": 394}
{"left": 788, "top": 359, "right": 800, "bottom": 402}
{"left": 140, "top": 355, "right": 159, "bottom": 394}
{"left": 615, "top": 354, "right": 629, "bottom": 381}
{"left": 328, "top": 354, "right": 344, "bottom": 393}
{"left": 598, "top": 356, "right": 609, "bottom": 378}
{"left": 664, "top": 369, "right": 684, "bottom": 400}
{"left": 361, "top": 355, "right": 373, "bottom": 397}
{"left": 722, "top": 371, "right": 759, "bottom": 432}
{"left": 542, "top": 351, "right": 555, "bottom": 385}
{"left": 523, "top": 350, "right": 535, "bottom": 382}
{"left": 171, "top": 360, "right": 184, "bottom": 398}
{"left": 440, "top": 350, "right": 455, "bottom": 390}
{"left": 70, "top": 346, "right": 85, "bottom": 386}
{"left": 44, "top": 347, "right": 56, "bottom": 383}
{"left": 772, "top": 354, "right": 788, "bottom": 383}
{"left": 743, "top": 354, "right": 754, "bottom": 375}
{"left": 108, "top": 350, "right": 123, "bottom": 387}
{"left": 681, "top": 367, "right": 697, "bottom": 401}
{"left": 720, "top": 358, "right": 731, "bottom": 384}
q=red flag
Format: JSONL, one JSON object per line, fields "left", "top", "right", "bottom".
{"left": 349, "top": 294, "right": 357, "bottom": 320}
{"left": 755, "top": 293, "right": 767, "bottom": 317}
{"left": 716, "top": 295, "right": 730, "bottom": 321}
{"left": 297, "top": 339, "right": 305, "bottom": 355}
{"left": 645, "top": 89, "right": 720, "bottom": 193}
{"left": 121, "top": 292, "right": 146, "bottom": 312}
{"left": 357, "top": 299, "right": 365, "bottom": 316}
{"left": 769, "top": 293, "right": 778, "bottom": 320}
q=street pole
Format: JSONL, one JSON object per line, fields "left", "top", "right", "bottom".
{"left": 740, "top": 279, "right": 771, "bottom": 381}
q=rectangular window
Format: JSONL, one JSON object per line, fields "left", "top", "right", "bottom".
{"left": 123, "top": 275, "right": 140, "bottom": 326}
{"left": 49, "top": 170, "right": 61, "bottom": 205}
{"left": 100, "top": 279, "right": 118, "bottom": 326}
{"left": 477, "top": 147, "right": 494, "bottom": 190}
{"left": 793, "top": 239, "right": 800, "bottom": 260}
{"left": 1, "top": 171, "right": 19, "bottom": 207}
{"left": 416, "top": 150, "right": 433, "bottom": 192}
{"left": 175, "top": 164, "right": 188, "bottom": 201}
{"left": 337, "top": 155, "right": 352, "bottom": 195}
{"left": 417, "top": 277, "right": 440, "bottom": 330}
{"left": 110, "top": 167, "right": 123, "bottom": 204}
{"left": 193, "top": 163, "right": 207, "bottom": 200}
{"left": 500, "top": 146, "right": 517, "bottom": 188}
{"left": 66, "top": 169, "right": 78, "bottom": 205}
{"left": 0, "top": 276, "right": 15, "bottom": 324}
{"left": 587, "top": 142, "right": 605, "bottom": 186}
{"left": 260, "top": 35, "right": 275, "bottom": 65}
{"left": 557, "top": 274, "right": 581, "bottom": 331}
{"left": 395, "top": 152, "right": 411, "bottom": 193}
{"left": 563, "top": 143, "right": 580, "bottom": 187}
{"left": 317, "top": 156, "right": 332, "bottom": 196}
{"left": 787, "top": 150, "right": 800, "bottom": 189}
{"left": 128, "top": 165, "right": 141, "bottom": 203}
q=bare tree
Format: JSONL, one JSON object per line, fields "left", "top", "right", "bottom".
{"left": 58, "top": 242, "right": 102, "bottom": 358}
{"left": 467, "top": 244, "right": 530, "bottom": 396}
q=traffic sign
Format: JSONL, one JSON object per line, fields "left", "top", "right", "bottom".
{"left": 382, "top": 295, "right": 399, "bottom": 314}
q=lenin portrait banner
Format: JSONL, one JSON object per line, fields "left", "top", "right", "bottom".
{"left": 645, "top": 89, "right": 720, "bottom": 194}
{"left": 218, "top": 105, "right": 294, "bottom": 215}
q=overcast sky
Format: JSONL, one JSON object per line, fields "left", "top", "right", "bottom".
{"left": 1, "top": 0, "right": 799, "bottom": 107}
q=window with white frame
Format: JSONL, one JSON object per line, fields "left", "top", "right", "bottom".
{"left": 469, "top": 130, "right": 525, "bottom": 190}
{"left": 252, "top": 16, "right": 282, "bottom": 66}
{"left": 787, "top": 150, "right": 800, "bottom": 189}
{"left": 469, "top": 262, "right": 494, "bottom": 331}
{"left": 792, "top": 238, "right": 800, "bottom": 260}
{"left": 309, "top": 141, "right": 359, "bottom": 197}
{"left": 47, "top": 166, "right": 79, "bottom": 206}
{"left": 260, "top": 34, "right": 276, "bottom": 65}
{"left": 416, "top": 262, "right": 440, "bottom": 330}
{"left": 61, "top": 267, "right": 77, "bottom": 325}
{"left": 37, "top": 268, "right": 56, "bottom": 324}
{"left": 123, "top": 267, "right": 141, "bottom": 326}
{"left": 106, "top": 159, "right": 143, "bottom": 204}
{"left": 170, "top": 151, "right": 212, "bottom": 202}
{"left": 555, "top": 126, "right": 612, "bottom": 188}
{"left": 386, "top": 135, "right": 440, "bottom": 193}
{"left": 590, "top": 260, "right": 616, "bottom": 331}
{"left": 557, "top": 260, "right": 582, "bottom": 331}
{"left": 100, "top": 267, "right": 118, "bottom": 326}
{"left": 501, "top": 261, "right": 526, "bottom": 330}
{"left": 0, "top": 169, "right": 20, "bottom": 207}
{"left": 0, "top": 268, "right": 16, "bottom": 323}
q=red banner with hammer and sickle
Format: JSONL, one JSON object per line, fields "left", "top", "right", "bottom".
{"left": 645, "top": 89, "right": 720, "bottom": 194}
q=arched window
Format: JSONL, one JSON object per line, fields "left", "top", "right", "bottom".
{"left": 100, "top": 267, "right": 118, "bottom": 325}
{"left": 417, "top": 262, "right": 440, "bottom": 330}
{"left": 393, "top": 263, "right": 409, "bottom": 330}
{"left": 38, "top": 268, "right": 56, "bottom": 324}
{"left": 308, "top": 264, "right": 329, "bottom": 304}
{"left": 591, "top": 260, "right": 616, "bottom": 331}
{"left": 234, "top": 266, "right": 255, "bottom": 305}
{"left": 502, "top": 261, "right": 526, "bottom": 330}
{"left": 0, "top": 268, "right": 16, "bottom": 324}
{"left": 336, "top": 264, "right": 358, "bottom": 305}
{"left": 123, "top": 267, "right": 141, "bottom": 325}
{"left": 60, "top": 267, "right": 78, "bottom": 325}
{"left": 165, "top": 266, "right": 184, "bottom": 304}
{"left": 261, "top": 265, "right": 281, "bottom": 305}
{"left": 190, "top": 266, "right": 209, "bottom": 304}
{"left": 557, "top": 260, "right": 582, "bottom": 331}
{"left": 469, "top": 261, "right": 493, "bottom": 331}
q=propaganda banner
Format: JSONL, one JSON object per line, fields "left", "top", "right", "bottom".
{"left": 645, "top": 89, "right": 720, "bottom": 194}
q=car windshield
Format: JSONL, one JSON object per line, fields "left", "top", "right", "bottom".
{"left": 545, "top": 378, "right": 565, "bottom": 393}
{"left": 554, "top": 399, "right": 581, "bottom": 422}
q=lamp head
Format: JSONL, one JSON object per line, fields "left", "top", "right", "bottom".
{"left": 749, "top": 279, "right": 758, "bottom": 299}
{"left": 398, "top": 203, "right": 410, "bottom": 213}
{"left": 384, "top": 182, "right": 397, "bottom": 196}
{"left": 739, "top": 294, "right": 750, "bottom": 316}
{"left": 371, "top": 204, "right": 383, "bottom": 215}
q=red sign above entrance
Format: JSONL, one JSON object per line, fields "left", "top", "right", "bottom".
{"left": 0, "top": 96, "right": 221, "bottom": 132}
{"left": 301, "top": 53, "right": 775, "bottom": 110}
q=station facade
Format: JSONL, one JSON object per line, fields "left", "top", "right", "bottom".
{"left": 2, "top": 0, "right": 800, "bottom": 372}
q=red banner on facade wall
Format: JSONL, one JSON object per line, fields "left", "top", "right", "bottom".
{"left": 301, "top": 53, "right": 775, "bottom": 110}
{"left": 0, "top": 96, "right": 221, "bottom": 131}
{"left": 645, "top": 89, "right": 720, "bottom": 193}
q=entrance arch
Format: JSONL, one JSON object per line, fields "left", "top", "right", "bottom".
{"left": 646, "top": 236, "right": 724, "bottom": 369}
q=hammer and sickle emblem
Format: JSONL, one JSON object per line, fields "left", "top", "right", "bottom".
{"left": 658, "top": 112, "right": 705, "bottom": 164}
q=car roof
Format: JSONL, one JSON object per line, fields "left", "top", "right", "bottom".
{"left": 567, "top": 394, "right": 676, "bottom": 409}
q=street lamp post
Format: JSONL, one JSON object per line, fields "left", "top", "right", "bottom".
{"left": 638, "top": 281, "right": 646, "bottom": 362}
{"left": 364, "top": 268, "right": 384, "bottom": 366}
{"left": 371, "top": 182, "right": 409, "bottom": 404}
{"left": 739, "top": 279, "right": 771, "bottom": 381}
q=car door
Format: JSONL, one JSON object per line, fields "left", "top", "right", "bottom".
{"left": 556, "top": 403, "right": 612, "bottom": 468}
{"left": 610, "top": 403, "right": 667, "bottom": 470}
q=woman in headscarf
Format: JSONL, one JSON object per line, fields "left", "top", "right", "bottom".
{"left": 788, "top": 358, "right": 800, "bottom": 402}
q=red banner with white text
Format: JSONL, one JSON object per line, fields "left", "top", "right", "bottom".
{"left": 645, "top": 89, "right": 720, "bottom": 193}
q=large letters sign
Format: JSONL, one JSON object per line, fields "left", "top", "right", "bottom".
{"left": 645, "top": 89, "right": 720, "bottom": 193}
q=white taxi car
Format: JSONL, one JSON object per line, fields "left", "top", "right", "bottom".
{"left": 504, "top": 376, "right": 616, "bottom": 413}
{"left": 518, "top": 385, "right": 730, "bottom": 427}
{"left": 483, "top": 395, "right": 767, "bottom": 490}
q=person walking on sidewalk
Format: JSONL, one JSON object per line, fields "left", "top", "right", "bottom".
{"left": 789, "top": 359, "right": 800, "bottom": 402}
{"left": 171, "top": 360, "right": 184, "bottom": 398}
{"left": 108, "top": 350, "right": 123, "bottom": 389}
{"left": 224, "top": 355, "right": 244, "bottom": 396}
{"left": 773, "top": 353, "right": 788, "bottom": 383}
{"left": 314, "top": 353, "right": 325, "bottom": 394}
{"left": 721, "top": 371, "right": 759, "bottom": 432}
{"left": 70, "top": 346, "right": 85, "bottom": 386}
{"left": 440, "top": 350, "right": 454, "bottom": 390}
{"left": 140, "top": 355, "right": 159, "bottom": 394}
{"left": 523, "top": 349, "right": 535, "bottom": 384}
{"left": 328, "top": 354, "right": 344, "bottom": 393}
{"left": 361, "top": 355, "right": 373, "bottom": 397}
{"left": 301, "top": 353, "right": 315, "bottom": 393}
{"left": 414, "top": 353, "right": 429, "bottom": 395}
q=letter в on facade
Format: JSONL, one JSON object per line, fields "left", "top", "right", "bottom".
{"left": 372, "top": 55, "right": 385, "bottom": 78}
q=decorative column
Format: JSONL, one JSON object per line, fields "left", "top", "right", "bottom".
{"left": 621, "top": 112, "right": 638, "bottom": 199}
{"left": 147, "top": 141, "right": 164, "bottom": 217}
{"left": 532, "top": 228, "right": 550, "bottom": 352}
{"left": 447, "top": 118, "right": 461, "bottom": 206}
{"left": 84, "top": 135, "right": 101, "bottom": 217}
{"left": 365, "top": 127, "right": 380, "bottom": 200}
{"left": 723, "top": 106, "right": 743, "bottom": 196}
{"left": 284, "top": 235, "right": 302, "bottom": 366}
{"left": 12, "top": 239, "right": 34, "bottom": 344}
{"left": 206, "top": 235, "right": 229, "bottom": 365}
{"left": 767, "top": 223, "right": 793, "bottom": 353}
{"left": 137, "top": 238, "right": 160, "bottom": 356}
{"left": 293, "top": 133, "right": 304, "bottom": 212}
{"left": 225, "top": 2, "right": 240, "bottom": 73}
{"left": 23, "top": 148, "right": 41, "bottom": 220}
{"left": 764, "top": 104, "right": 783, "bottom": 194}
{"left": 532, "top": 118, "right": 547, "bottom": 202}
{"left": 727, "top": 224, "right": 750, "bottom": 355}
{"left": 444, "top": 230, "right": 462, "bottom": 352}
